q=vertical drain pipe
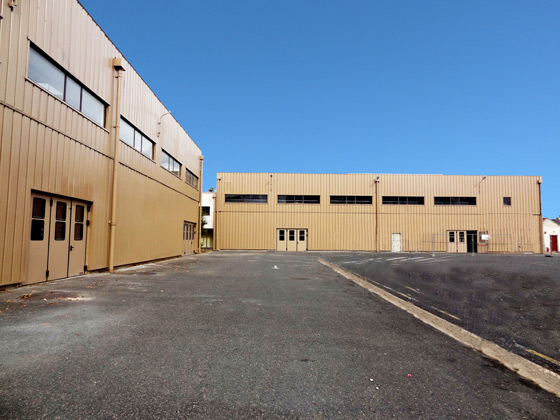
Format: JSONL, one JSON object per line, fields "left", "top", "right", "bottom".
{"left": 109, "top": 58, "right": 125, "bottom": 272}
{"left": 374, "top": 176, "right": 380, "bottom": 252}
{"left": 197, "top": 156, "right": 204, "bottom": 254}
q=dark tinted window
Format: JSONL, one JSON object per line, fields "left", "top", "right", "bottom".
{"left": 278, "top": 195, "right": 320, "bottom": 204}
{"left": 75, "top": 205, "right": 84, "bottom": 222}
{"left": 330, "top": 195, "right": 372, "bottom": 205}
{"left": 382, "top": 196, "right": 424, "bottom": 205}
{"left": 74, "top": 223, "right": 84, "bottom": 241}
{"left": 56, "top": 202, "right": 67, "bottom": 220}
{"left": 31, "top": 220, "right": 44, "bottom": 241}
{"left": 503, "top": 197, "right": 511, "bottom": 206}
{"left": 202, "top": 206, "right": 210, "bottom": 216}
{"left": 32, "top": 198, "right": 46, "bottom": 219}
{"left": 434, "top": 197, "right": 476, "bottom": 206}
{"left": 55, "top": 221, "right": 66, "bottom": 240}
{"left": 225, "top": 194, "right": 267, "bottom": 203}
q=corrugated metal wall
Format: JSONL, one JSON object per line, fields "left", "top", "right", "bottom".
{"left": 0, "top": 0, "right": 202, "bottom": 286}
{"left": 215, "top": 173, "right": 542, "bottom": 253}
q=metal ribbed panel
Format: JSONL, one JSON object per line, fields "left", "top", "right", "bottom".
{"left": 0, "top": 0, "right": 202, "bottom": 286}
{"left": 216, "top": 173, "right": 542, "bottom": 253}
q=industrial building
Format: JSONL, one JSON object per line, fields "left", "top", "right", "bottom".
{"left": 0, "top": 0, "right": 202, "bottom": 287}
{"left": 214, "top": 173, "right": 543, "bottom": 254}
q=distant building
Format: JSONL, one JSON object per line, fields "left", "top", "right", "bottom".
{"left": 215, "top": 173, "right": 543, "bottom": 254}
{"left": 201, "top": 192, "right": 215, "bottom": 249}
{"left": 543, "top": 218, "right": 560, "bottom": 253}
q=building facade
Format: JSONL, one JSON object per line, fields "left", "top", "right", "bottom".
{"left": 543, "top": 218, "right": 560, "bottom": 254}
{"left": 215, "top": 173, "right": 543, "bottom": 254}
{"left": 0, "top": 0, "right": 202, "bottom": 287}
{"left": 201, "top": 191, "right": 215, "bottom": 249}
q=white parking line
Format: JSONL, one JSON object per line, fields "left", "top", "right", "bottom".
{"left": 386, "top": 257, "right": 407, "bottom": 261}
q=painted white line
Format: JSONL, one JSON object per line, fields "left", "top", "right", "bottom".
{"left": 386, "top": 257, "right": 407, "bottom": 261}
{"left": 319, "top": 258, "right": 560, "bottom": 398}
{"left": 404, "top": 286, "right": 422, "bottom": 294}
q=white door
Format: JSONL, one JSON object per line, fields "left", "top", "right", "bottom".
{"left": 391, "top": 233, "right": 402, "bottom": 252}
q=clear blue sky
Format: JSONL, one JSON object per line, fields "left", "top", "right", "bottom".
{"left": 80, "top": 0, "right": 559, "bottom": 218}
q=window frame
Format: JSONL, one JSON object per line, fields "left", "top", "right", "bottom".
{"left": 382, "top": 196, "right": 425, "bottom": 205}
{"left": 503, "top": 197, "right": 512, "bottom": 206}
{"left": 27, "top": 44, "right": 107, "bottom": 128}
{"left": 225, "top": 194, "right": 268, "bottom": 204}
{"left": 185, "top": 168, "right": 199, "bottom": 189}
{"left": 161, "top": 150, "right": 181, "bottom": 178}
{"left": 330, "top": 195, "right": 373, "bottom": 205}
{"left": 120, "top": 118, "right": 155, "bottom": 160}
{"left": 434, "top": 196, "right": 477, "bottom": 206}
{"left": 278, "top": 195, "right": 321, "bottom": 204}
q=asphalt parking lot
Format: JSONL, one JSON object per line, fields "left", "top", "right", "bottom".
{"left": 321, "top": 252, "right": 560, "bottom": 375}
{"left": 1, "top": 251, "right": 559, "bottom": 419}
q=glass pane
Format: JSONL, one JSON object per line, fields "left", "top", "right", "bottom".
{"left": 74, "top": 223, "right": 84, "bottom": 241}
{"left": 120, "top": 119, "right": 134, "bottom": 147}
{"left": 28, "top": 47, "right": 64, "bottom": 100}
{"left": 289, "top": 230, "right": 295, "bottom": 241}
{"left": 65, "top": 77, "right": 81, "bottom": 110}
{"left": 161, "top": 152, "right": 170, "bottom": 170}
{"left": 142, "top": 137, "right": 153, "bottom": 158}
{"left": 459, "top": 232, "right": 465, "bottom": 243}
{"left": 449, "top": 232, "right": 455, "bottom": 243}
{"left": 303, "top": 195, "right": 320, "bottom": 204}
{"left": 32, "top": 198, "right": 46, "bottom": 219}
{"left": 356, "top": 196, "right": 372, "bottom": 204}
{"left": 56, "top": 202, "right": 67, "bottom": 221}
{"left": 330, "top": 196, "right": 346, "bottom": 204}
{"left": 202, "top": 207, "right": 210, "bottom": 216}
{"left": 75, "top": 205, "right": 84, "bottom": 222}
{"left": 31, "top": 220, "right": 44, "bottom": 241}
{"left": 81, "top": 89, "right": 105, "bottom": 126}
{"left": 503, "top": 197, "right": 511, "bottom": 206}
{"left": 278, "top": 195, "right": 288, "bottom": 204}
{"left": 383, "top": 196, "right": 399, "bottom": 205}
{"left": 251, "top": 195, "right": 267, "bottom": 203}
{"left": 133, "top": 131, "right": 142, "bottom": 151}
{"left": 55, "top": 221, "right": 66, "bottom": 240}
{"left": 279, "top": 230, "right": 285, "bottom": 240}
{"left": 299, "top": 230, "right": 305, "bottom": 241}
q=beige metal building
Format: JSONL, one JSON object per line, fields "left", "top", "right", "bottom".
{"left": 0, "top": 0, "right": 202, "bottom": 287}
{"left": 215, "top": 173, "right": 543, "bottom": 254}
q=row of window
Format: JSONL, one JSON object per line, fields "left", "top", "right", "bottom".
{"left": 28, "top": 45, "right": 199, "bottom": 189}
{"left": 28, "top": 45, "right": 106, "bottom": 126}
{"left": 225, "top": 194, "right": 513, "bottom": 206}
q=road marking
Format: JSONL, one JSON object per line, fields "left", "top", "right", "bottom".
{"left": 395, "top": 291, "right": 418, "bottom": 302}
{"left": 430, "top": 306, "right": 461, "bottom": 321}
{"left": 527, "top": 349, "right": 560, "bottom": 367}
{"left": 386, "top": 257, "right": 407, "bottom": 261}
{"left": 319, "top": 258, "right": 560, "bottom": 398}
{"left": 404, "top": 286, "right": 422, "bottom": 294}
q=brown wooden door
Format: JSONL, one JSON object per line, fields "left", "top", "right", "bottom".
{"left": 551, "top": 235, "right": 559, "bottom": 252}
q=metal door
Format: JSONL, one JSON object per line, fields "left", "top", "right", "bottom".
{"left": 287, "top": 229, "right": 297, "bottom": 251}
{"left": 48, "top": 197, "right": 72, "bottom": 280}
{"left": 25, "top": 193, "right": 50, "bottom": 284}
{"left": 551, "top": 235, "right": 559, "bottom": 252}
{"left": 296, "top": 229, "right": 308, "bottom": 251}
{"left": 447, "top": 230, "right": 467, "bottom": 253}
{"left": 183, "top": 222, "right": 195, "bottom": 254}
{"left": 68, "top": 203, "right": 88, "bottom": 276}
{"left": 391, "top": 233, "right": 402, "bottom": 252}
{"left": 277, "top": 229, "right": 287, "bottom": 251}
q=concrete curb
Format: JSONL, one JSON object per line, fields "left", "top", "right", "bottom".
{"left": 318, "top": 257, "right": 560, "bottom": 398}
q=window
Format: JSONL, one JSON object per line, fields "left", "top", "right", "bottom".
{"left": 279, "top": 230, "right": 285, "bottom": 241}
{"left": 278, "top": 195, "right": 320, "bottom": 204}
{"left": 382, "top": 196, "right": 425, "bottom": 205}
{"left": 185, "top": 168, "right": 199, "bottom": 189}
{"left": 74, "top": 205, "right": 85, "bottom": 241}
{"left": 225, "top": 194, "right": 268, "bottom": 203}
{"left": 120, "top": 119, "right": 154, "bottom": 159}
{"left": 299, "top": 230, "right": 305, "bottom": 241}
{"left": 161, "top": 150, "right": 181, "bottom": 177}
{"left": 202, "top": 206, "right": 210, "bottom": 216}
{"left": 30, "top": 197, "right": 46, "bottom": 241}
{"left": 330, "top": 195, "right": 373, "bottom": 205}
{"left": 503, "top": 197, "right": 511, "bottom": 206}
{"left": 289, "top": 230, "right": 295, "bottom": 241}
{"left": 449, "top": 231, "right": 455, "bottom": 243}
{"left": 28, "top": 45, "right": 106, "bottom": 127}
{"left": 434, "top": 197, "right": 477, "bottom": 206}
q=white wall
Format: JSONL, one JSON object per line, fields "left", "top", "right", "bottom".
{"left": 543, "top": 219, "right": 560, "bottom": 253}
{"left": 202, "top": 192, "right": 215, "bottom": 229}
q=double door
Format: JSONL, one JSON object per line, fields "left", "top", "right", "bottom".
{"left": 183, "top": 222, "right": 196, "bottom": 255}
{"left": 446, "top": 230, "right": 467, "bottom": 253}
{"left": 277, "top": 229, "right": 307, "bottom": 251}
{"left": 26, "top": 192, "right": 89, "bottom": 284}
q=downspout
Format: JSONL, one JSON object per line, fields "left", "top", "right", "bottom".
{"left": 197, "top": 156, "right": 204, "bottom": 253}
{"left": 108, "top": 58, "right": 125, "bottom": 272}
{"left": 538, "top": 178, "right": 543, "bottom": 254}
{"left": 374, "top": 176, "right": 380, "bottom": 252}
{"left": 215, "top": 177, "right": 221, "bottom": 250}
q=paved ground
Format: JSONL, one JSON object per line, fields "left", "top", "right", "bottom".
{"left": 320, "top": 252, "right": 560, "bottom": 375}
{"left": 1, "top": 251, "right": 559, "bottom": 419}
